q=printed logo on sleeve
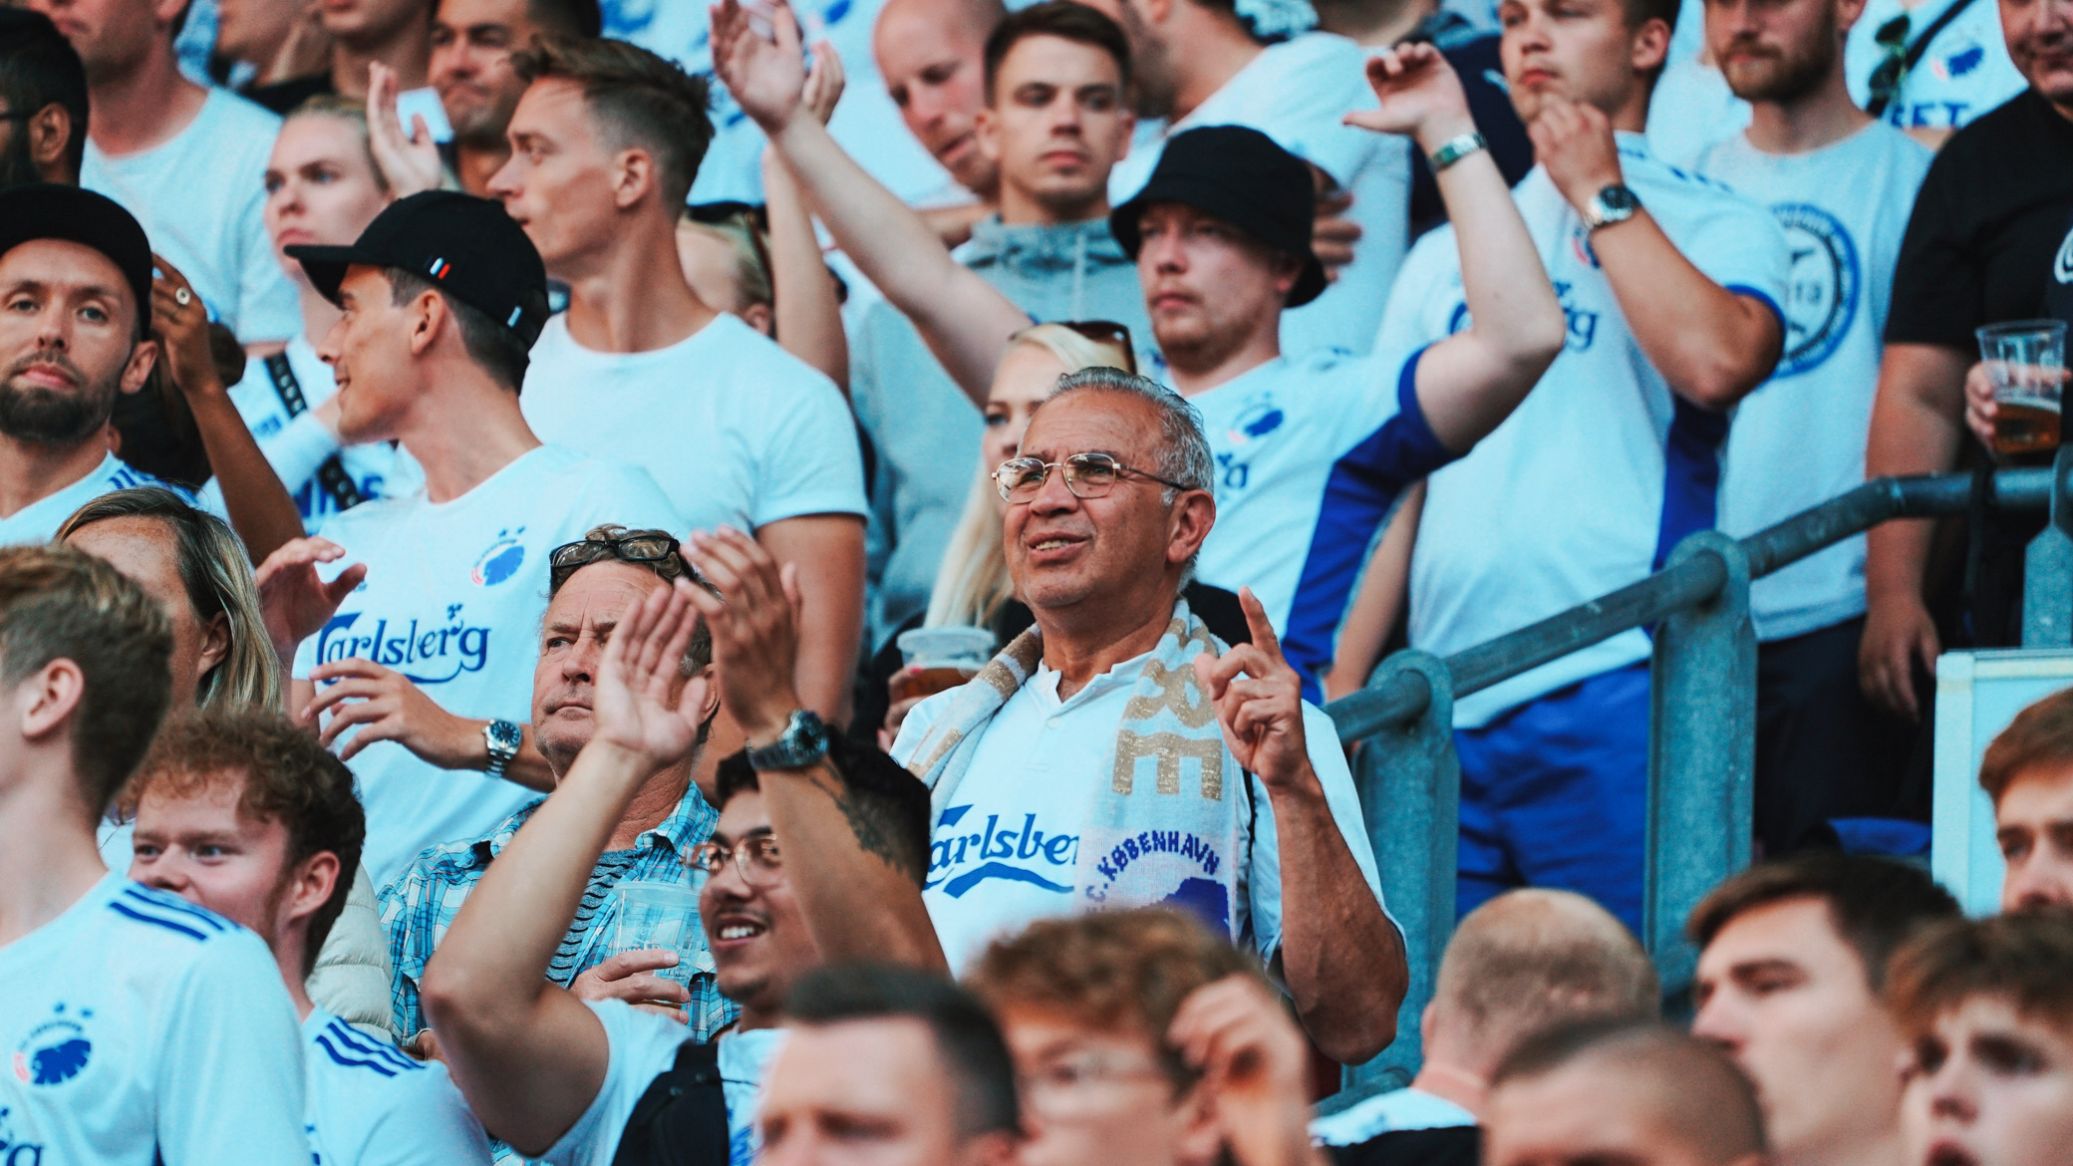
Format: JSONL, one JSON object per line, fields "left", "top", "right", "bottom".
{"left": 13, "top": 1003, "right": 92, "bottom": 1087}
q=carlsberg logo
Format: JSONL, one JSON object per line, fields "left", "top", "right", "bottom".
{"left": 315, "top": 605, "right": 492, "bottom": 684}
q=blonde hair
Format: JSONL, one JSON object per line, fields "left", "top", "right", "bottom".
{"left": 923, "top": 323, "right": 1134, "bottom": 629}
{"left": 57, "top": 488, "right": 283, "bottom": 714}
{"left": 283, "top": 95, "right": 389, "bottom": 195}
{"left": 679, "top": 214, "right": 773, "bottom": 312}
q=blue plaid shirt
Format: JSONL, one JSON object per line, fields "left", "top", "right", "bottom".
{"left": 379, "top": 786, "right": 736, "bottom": 1042}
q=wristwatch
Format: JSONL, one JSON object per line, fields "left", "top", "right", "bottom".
{"left": 483, "top": 719, "right": 522, "bottom": 779}
{"left": 1582, "top": 184, "right": 1641, "bottom": 233}
{"left": 746, "top": 710, "right": 830, "bottom": 771}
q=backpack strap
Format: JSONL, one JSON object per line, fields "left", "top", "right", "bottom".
{"left": 1866, "top": 0, "right": 1980, "bottom": 118}
{"left": 263, "top": 352, "right": 365, "bottom": 513}
{"left": 609, "top": 1038, "right": 732, "bottom": 1166}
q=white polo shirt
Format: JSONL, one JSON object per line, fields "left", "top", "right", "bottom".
{"left": 1392, "top": 135, "right": 1790, "bottom": 727}
{"left": 304, "top": 1009, "right": 491, "bottom": 1165}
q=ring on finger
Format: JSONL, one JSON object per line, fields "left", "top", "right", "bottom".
{"left": 174, "top": 287, "right": 192, "bottom": 307}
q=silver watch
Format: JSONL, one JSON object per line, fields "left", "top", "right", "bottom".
{"left": 1582, "top": 183, "right": 1641, "bottom": 233}
{"left": 746, "top": 710, "right": 829, "bottom": 771}
{"left": 483, "top": 719, "right": 521, "bottom": 779}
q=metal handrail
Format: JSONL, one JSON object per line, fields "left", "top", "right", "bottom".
{"left": 1327, "top": 451, "right": 2073, "bottom": 1090}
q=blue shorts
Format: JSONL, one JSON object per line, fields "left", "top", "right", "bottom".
{"left": 1454, "top": 662, "right": 1650, "bottom": 934}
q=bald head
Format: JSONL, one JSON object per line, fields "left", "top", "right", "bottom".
{"left": 1487, "top": 1022, "right": 1770, "bottom": 1166}
{"left": 874, "top": 0, "right": 1006, "bottom": 194}
{"left": 1427, "top": 889, "right": 1660, "bottom": 1073}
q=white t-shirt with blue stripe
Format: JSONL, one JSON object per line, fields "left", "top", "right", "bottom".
{"left": 0, "top": 874, "right": 307, "bottom": 1165}
{"left": 1393, "top": 136, "right": 1790, "bottom": 727}
{"left": 1188, "top": 346, "right": 1451, "bottom": 695}
{"left": 0, "top": 453, "right": 209, "bottom": 546}
{"left": 1696, "top": 123, "right": 1933, "bottom": 641}
{"left": 304, "top": 1009, "right": 491, "bottom": 1165}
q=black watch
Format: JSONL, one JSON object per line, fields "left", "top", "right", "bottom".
{"left": 746, "top": 710, "right": 829, "bottom": 771}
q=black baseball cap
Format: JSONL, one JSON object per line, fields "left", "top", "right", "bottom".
{"left": 0, "top": 184, "right": 155, "bottom": 331}
{"left": 1110, "top": 125, "right": 1327, "bottom": 308}
{"left": 288, "top": 190, "right": 550, "bottom": 348}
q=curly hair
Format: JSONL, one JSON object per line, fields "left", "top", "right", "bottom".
{"left": 126, "top": 709, "right": 364, "bottom": 976}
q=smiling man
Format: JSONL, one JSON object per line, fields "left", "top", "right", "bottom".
{"left": 1689, "top": 854, "right": 1960, "bottom": 1166}
{"left": 429, "top": 0, "right": 601, "bottom": 193}
{"left": 379, "top": 526, "right": 734, "bottom": 1049}
{"left": 265, "top": 190, "right": 680, "bottom": 888}
{"left": 420, "top": 572, "right": 938, "bottom": 1166}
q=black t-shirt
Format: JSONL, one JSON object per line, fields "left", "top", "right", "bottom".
{"left": 1329, "top": 1125, "right": 1482, "bottom": 1166}
{"left": 2047, "top": 208, "right": 2073, "bottom": 326}
{"left": 243, "top": 73, "right": 333, "bottom": 117}
{"left": 1887, "top": 89, "right": 2073, "bottom": 350}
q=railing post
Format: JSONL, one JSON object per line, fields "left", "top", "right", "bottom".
{"left": 1344, "top": 649, "right": 1458, "bottom": 1093}
{"left": 2021, "top": 446, "right": 2073, "bottom": 648}
{"left": 1646, "top": 532, "right": 1755, "bottom": 1004}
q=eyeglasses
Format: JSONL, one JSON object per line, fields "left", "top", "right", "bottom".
{"left": 1058, "top": 319, "right": 1139, "bottom": 375}
{"left": 1018, "top": 1051, "right": 1174, "bottom": 1119}
{"left": 685, "top": 833, "right": 784, "bottom": 886}
{"left": 992, "top": 451, "right": 1194, "bottom": 503}
{"left": 548, "top": 531, "right": 684, "bottom": 589}
{"left": 1866, "top": 14, "right": 1911, "bottom": 116}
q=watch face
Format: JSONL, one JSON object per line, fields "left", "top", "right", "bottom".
{"left": 1599, "top": 185, "right": 1640, "bottom": 212}
{"left": 488, "top": 720, "right": 523, "bottom": 751}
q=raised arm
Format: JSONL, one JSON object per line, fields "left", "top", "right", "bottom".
{"left": 1195, "top": 589, "right": 1406, "bottom": 1062}
{"left": 1347, "top": 46, "right": 1564, "bottom": 453}
{"left": 686, "top": 527, "right": 946, "bottom": 971}
{"left": 419, "top": 581, "right": 708, "bottom": 1155}
{"left": 710, "top": 0, "right": 1029, "bottom": 405}
{"left": 1533, "top": 97, "right": 1781, "bottom": 412}
{"left": 152, "top": 254, "right": 306, "bottom": 563}
{"left": 1321, "top": 481, "right": 1422, "bottom": 702}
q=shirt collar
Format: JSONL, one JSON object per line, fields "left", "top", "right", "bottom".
{"left": 460, "top": 782, "right": 716, "bottom": 869}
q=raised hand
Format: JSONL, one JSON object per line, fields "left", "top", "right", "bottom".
{"left": 590, "top": 578, "right": 710, "bottom": 769}
{"left": 1343, "top": 43, "right": 1474, "bottom": 146}
{"left": 681, "top": 527, "right": 807, "bottom": 744}
{"left": 1168, "top": 975, "right": 1325, "bottom": 1166}
{"left": 710, "top": 0, "right": 810, "bottom": 134}
{"left": 256, "top": 536, "right": 366, "bottom": 659}
{"left": 365, "top": 61, "right": 444, "bottom": 198}
{"left": 149, "top": 252, "right": 222, "bottom": 399}
{"left": 801, "top": 38, "right": 846, "bottom": 126}
{"left": 1529, "top": 94, "right": 1624, "bottom": 214}
{"left": 1191, "top": 588, "right": 1313, "bottom": 791}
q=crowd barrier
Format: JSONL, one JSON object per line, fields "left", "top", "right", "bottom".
{"left": 1326, "top": 446, "right": 2073, "bottom": 1089}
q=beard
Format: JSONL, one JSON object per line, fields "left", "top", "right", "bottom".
{"left": 0, "top": 353, "right": 120, "bottom": 447}
{"left": 1721, "top": 31, "right": 1837, "bottom": 103}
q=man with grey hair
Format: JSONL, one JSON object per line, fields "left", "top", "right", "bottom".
{"left": 1315, "top": 889, "right": 1659, "bottom": 1163}
{"left": 889, "top": 368, "right": 1407, "bottom": 1064}
{"left": 380, "top": 525, "right": 734, "bottom": 1053}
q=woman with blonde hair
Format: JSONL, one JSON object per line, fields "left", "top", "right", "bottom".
{"left": 61, "top": 487, "right": 397, "bottom": 1039}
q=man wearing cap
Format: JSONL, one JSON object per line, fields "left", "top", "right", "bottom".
{"left": 1371, "top": 0, "right": 1791, "bottom": 932}
{"left": 267, "top": 189, "right": 682, "bottom": 889}
{"left": 0, "top": 183, "right": 296, "bottom": 550}
{"left": 714, "top": 7, "right": 1565, "bottom": 695}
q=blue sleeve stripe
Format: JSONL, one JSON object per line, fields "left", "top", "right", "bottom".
{"left": 1651, "top": 396, "right": 1730, "bottom": 574}
{"left": 122, "top": 885, "right": 230, "bottom": 931}
{"left": 316, "top": 1028, "right": 417, "bottom": 1077}
{"left": 1724, "top": 282, "right": 1787, "bottom": 331}
{"left": 1281, "top": 345, "right": 1453, "bottom": 698}
{"left": 322, "top": 1020, "right": 423, "bottom": 1073}
{"left": 108, "top": 900, "right": 210, "bottom": 942}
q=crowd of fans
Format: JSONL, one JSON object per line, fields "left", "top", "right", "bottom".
{"left": 0, "top": 0, "right": 2069, "bottom": 1159}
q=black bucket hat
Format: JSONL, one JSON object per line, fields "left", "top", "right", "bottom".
{"left": 0, "top": 184, "right": 156, "bottom": 330}
{"left": 1109, "top": 125, "right": 1328, "bottom": 308}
